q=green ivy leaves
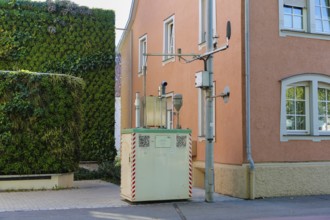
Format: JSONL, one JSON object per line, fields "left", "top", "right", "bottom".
{"left": 0, "top": 0, "right": 116, "bottom": 165}
{"left": 0, "top": 71, "right": 84, "bottom": 175}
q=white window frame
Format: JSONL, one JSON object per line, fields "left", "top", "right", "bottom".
{"left": 199, "top": 0, "right": 217, "bottom": 47}
{"left": 163, "top": 15, "right": 175, "bottom": 63}
{"left": 280, "top": 73, "right": 330, "bottom": 141}
{"left": 279, "top": 0, "right": 330, "bottom": 40}
{"left": 138, "top": 34, "right": 147, "bottom": 74}
{"left": 198, "top": 82, "right": 216, "bottom": 142}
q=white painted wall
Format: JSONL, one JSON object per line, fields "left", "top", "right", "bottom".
{"left": 115, "top": 97, "right": 121, "bottom": 152}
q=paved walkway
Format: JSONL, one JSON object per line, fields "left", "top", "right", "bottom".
{"left": 0, "top": 180, "right": 125, "bottom": 212}
{"left": 0, "top": 180, "right": 237, "bottom": 212}
{"left": 1, "top": 180, "right": 330, "bottom": 220}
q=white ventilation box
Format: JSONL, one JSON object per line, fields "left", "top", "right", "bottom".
{"left": 195, "top": 71, "right": 210, "bottom": 88}
{"left": 121, "top": 128, "right": 192, "bottom": 202}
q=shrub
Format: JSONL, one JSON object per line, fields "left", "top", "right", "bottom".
{"left": 74, "top": 158, "right": 121, "bottom": 185}
{"left": 74, "top": 168, "right": 101, "bottom": 180}
{"left": 97, "top": 159, "right": 121, "bottom": 185}
{"left": 0, "top": 70, "right": 84, "bottom": 175}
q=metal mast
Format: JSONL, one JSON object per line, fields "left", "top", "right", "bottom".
{"left": 205, "top": 0, "right": 214, "bottom": 202}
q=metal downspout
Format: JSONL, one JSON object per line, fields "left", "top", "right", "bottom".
{"left": 245, "top": 0, "right": 255, "bottom": 200}
{"left": 129, "top": 30, "right": 133, "bottom": 128}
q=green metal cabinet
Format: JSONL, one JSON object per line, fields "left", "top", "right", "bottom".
{"left": 120, "top": 128, "right": 192, "bottom": 202}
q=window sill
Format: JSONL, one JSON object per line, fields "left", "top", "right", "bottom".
{"left": 198, "top": 41, "right": 206, "bottom": 50}
{"left": 162, "top": 57, "right": 175, "bottom": 65}
{"left": 138, "top": 71, "right": 145, "bottom": 77}
{"left": 198, "top": 136, "right": 205, "bottom": 142}
{"left": 281, "top": 135, "right": 330, "bottom": 142}
{"left": 198, "top": 136, "right": 216, "bottom": 142}
{"left": 280, "top": 29, "right": 330, "bottom": 41}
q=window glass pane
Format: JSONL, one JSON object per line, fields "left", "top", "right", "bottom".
{"left": 139, "top": 38, "right": 147, "bottom": 71}
{"left": 296, "top": 101, "right": 305, "bottom": 114}
{"left": 168, "top": 23, "right": 174, "bottom": 54}
{"left": 296, "top": 116, "right": 306, "bottom": 130}
{"left": 293, "top": 7, "right": 302, "bottom": 15}
{"left": 322, "top": 7, "right": 330, "bottom": 19}
{"left": 321, "top": 0, "right": 330, "bottom": 6}
{"left": 328, "top": 103, "right": 330, "bottom": 114}
{"left": 318, "top": 88, "right": 326, "bottom": 100}
{"left": 201, "top": 0, "right": 207, "bottom": 43}
{"left": 323, "top": 20, "right": 330, "bottom": 32}
{"left": 319, "top": 101, "right": 326, "bottom": 115}
{"left": 164, "top": 18, "right": 174, "bottom": 59}
{"left": 316, "top": 6, "right": 322, "bottom": 18}
{"left": 319, "top": 116, "right": 326, "bottom": 130}
{"left": 319, "top": 88, "right": 326, "bottom": 100}
{"left": 293, "top": 16, "right": 303, "bottom": 29}
{"left": 286, "top": 100, "right": 295, "bottom": 114}
{"left": 284, "top": 6, "right": 292, "bottom": 14}
{"left": 142, "top": 40, "right": 146, "bottom": 66}
{"left": 316, "top": 19, "right": 323, "bottom": 31}
{"left": 286, "top": 87, "right": 295, "bottom": 99}
{"left": 284, "top": 15, "right": 293, "bottom": 28}
{"left": 286, "top": 116, "right": 295, "bottom": 130}
{"left": 327, "top": 89, "right": 330, "bottom": 100}
{"left": 296, "top": 86, "right": 305, "bottom": 100}
{"left": 316, "top": 0, "right": 321, "bottom": 5}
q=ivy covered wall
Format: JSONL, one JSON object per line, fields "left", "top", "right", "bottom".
{"left": 0, "top": 71, "right": 84, "bottom": 175}
{"left": 0, "top": 0, "right": 116, "bottom": 163}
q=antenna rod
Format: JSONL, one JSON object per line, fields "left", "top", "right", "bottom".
{"left": 144, "top": 53, "right": 199, "bottom": 57}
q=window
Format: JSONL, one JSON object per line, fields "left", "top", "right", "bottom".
{"left": 280, "top": 74, "right": 330, "bottom": 141}
{"left": 315, "top": 0, "right": 330, "bottom": 33}
{"left": 284, "top": 5, "right": 304, "bottom": 30}
{"left": 280, "top": 0, "right": 307, "bottom": 32}
{"left": 138, "top": 35, "right": 147, "bottom": 73}
{"left": 199, "top": 0, "right": 217, "bottom": 45}
{"left": 198, "top": 82, "right": 216, "bottom": 141}
{"left": 285, "top": 84, "right": 310, "bottom": 133}
{"left": 318, "top": 86, "right": 330, "bottom": 131}
{"left": 163, "top": 15, "right": 175, "bottom": 62}
{"left": 279, "top": 0, "right": 330, "bottom": 39}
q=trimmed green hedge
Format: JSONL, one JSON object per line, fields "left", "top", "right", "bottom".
{"left": 0, "top": 0, "right": 116, "bottom": 163}
{"left": 0, "top": 71, "right": 84, "bottom": 175}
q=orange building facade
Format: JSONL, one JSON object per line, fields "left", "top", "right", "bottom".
{"left": 118, "top": 0, "right": 330, "bottom": 199}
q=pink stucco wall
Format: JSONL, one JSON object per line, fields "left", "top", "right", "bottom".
{"left": 249, "top": 0, "right": 330, "bottom": 162}
{"left": 121, "top": 0, "right": 245, "bottom": 165}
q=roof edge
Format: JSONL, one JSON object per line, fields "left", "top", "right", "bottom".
{"left": 117, "top": 0, "right": 138, "bottom": 52}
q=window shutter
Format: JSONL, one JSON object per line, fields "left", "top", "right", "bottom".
{"left": 284, "top": 0, "right": 306, "bottom": 8}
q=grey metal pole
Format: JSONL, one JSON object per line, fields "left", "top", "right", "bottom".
{"left": 205, "top": 0, "right": 214, "bottom": 203}
{"left": 135, "top": 92, "right": 140, "bottom": 127}
{"left": 176, "top": 111, "right": 180, "bottom": 129}
{"left": 143, "top": 65, "right": 147, "bottom": 127}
